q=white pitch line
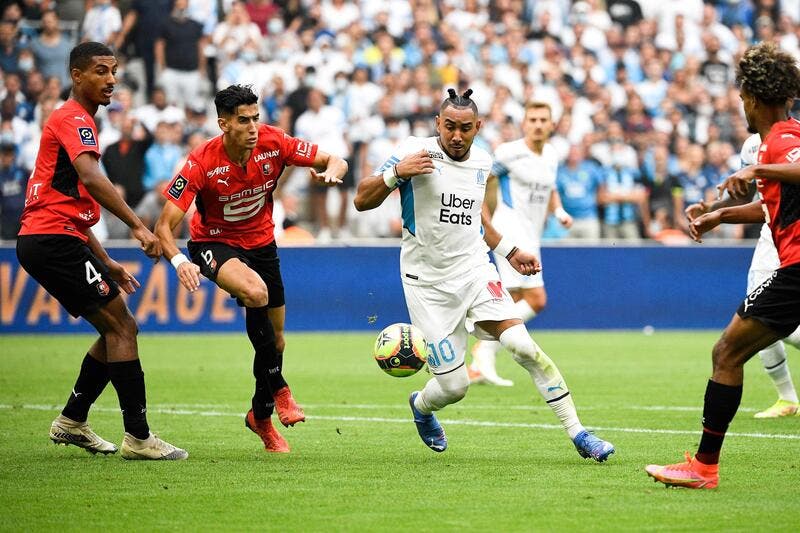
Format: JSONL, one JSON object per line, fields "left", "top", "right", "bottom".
{"left": 1, "top": 403, "right": 796, "bottom": 440}
{"left": 138, "top": 402, "right": 758, "bottom": 413}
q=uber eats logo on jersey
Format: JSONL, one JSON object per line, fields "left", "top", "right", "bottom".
{"left": 439, "top": 193, "right": 475, "bottom": 225}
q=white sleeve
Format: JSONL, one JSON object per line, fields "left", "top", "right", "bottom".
{"left": 739, "top": 134, "right": 761, "bottom": 167}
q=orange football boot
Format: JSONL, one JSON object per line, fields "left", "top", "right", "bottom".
{"left": 245, "top": 410, "right": 290, "bottom": 453}
{"left": 645, "top": 452, "right": 719, "bottom": 489}
{"left": 273, "top": 387, "right": 306, "bottom": 427}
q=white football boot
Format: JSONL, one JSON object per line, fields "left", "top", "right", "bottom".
{"left": 50, "top": 414, "right": 118, "bottom": 454}
{"left": 120, "top": 432, "right": 188, "bottom": 460}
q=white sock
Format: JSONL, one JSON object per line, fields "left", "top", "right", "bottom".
{"left": 759, "top": 342, "right": 799, "bottom": 403}
{"left": 498, "top": 324, "right": 584, "bottom": 439}
{"left": 414, "top": 365, "right": 469, "bottom": 414}
{"left": 513, "top": 298, "right": 537, "bottom": 322}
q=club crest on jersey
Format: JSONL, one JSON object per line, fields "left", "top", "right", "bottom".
{"left": 77, "top": 127, "right": 96, "bottom": 146}
{"left": 261, "top": 162, "right": 271, "bottom": 175}
{"left": 97, "top": 280, "right": 110, "bottom": 296}
{"left": 168, "top": 175, "right": 188, "bottom": 199}
{"left": 476, "top": 169, "right": 486, "bottom": 185}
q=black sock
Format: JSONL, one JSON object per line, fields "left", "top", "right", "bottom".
{"left": 108, "top": 359, "right": 150, "bottom": 440}
{"left": 61, "top": 353, "right": 110, "bottom": 423}
{"left": 252, "top": 354, "right": 277, "bottom": 420}
{"left": 696, "top": 380, "right": 743, "bottom": 465}
{"left": 246, "top": 307, "right": 288, "bottom": 419}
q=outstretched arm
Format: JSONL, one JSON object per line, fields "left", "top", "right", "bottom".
{"left": 309, "top": 149, "right": 349, "bottom": 186}
{"left": 154, "top": 201, "right": 201, "bottom": 292}
{"left": 73, "top": 152, "right": 161, "bottom": 259}
{"left": 689, "top": 200, "right": 765, "bottom": 242}
{"left": 85, "top": 228, "right": 140, "bottom": 294}
{"left": 718, "top": 163, "right": 800, "bottom": 199}
{"left": 481, "top": 208, "right": 540, "bottom": 276}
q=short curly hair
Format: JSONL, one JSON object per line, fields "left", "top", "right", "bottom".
{"left": 736, "top": 42, "right": 800, "bottom": 106}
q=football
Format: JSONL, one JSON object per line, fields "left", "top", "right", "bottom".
{"left": 373, "top": 323, "right": 427, "bottom": 377}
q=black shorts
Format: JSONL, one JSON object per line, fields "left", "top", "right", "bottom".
{"left": 16, "top": 234, "right": 120, "bottom": 318}
{"left": 187, "top": 240, "right": 285, "bottom": 308}
{"left": 737, "top": 263, "right": 800, "bottom": 338}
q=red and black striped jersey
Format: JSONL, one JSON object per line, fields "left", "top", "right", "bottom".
{"left": 757, "top": 117, "right": 800, "bottom": 268}
{"left": 19, "top": 99, "right": 102, "bottom": 241}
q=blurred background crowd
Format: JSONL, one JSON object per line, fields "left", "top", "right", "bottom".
{"left": 0, "top": 0, "right": 798, "bottom": 244}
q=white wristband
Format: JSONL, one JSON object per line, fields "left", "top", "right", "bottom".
{"left": 554, "top": 207, "right": 569, "bottom": 220}
{"left": 493, "top": 236, "right": 516, "bottom": 258}
{"left": 382, "top": 166, "right": 399, "bottom": 189}
{"left": 170, "top": 253, "right": 190, "bottom": 270}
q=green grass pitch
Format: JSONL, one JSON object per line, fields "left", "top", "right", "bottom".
{"left": 1, "top": 331, "right": 799, "bottom": 531}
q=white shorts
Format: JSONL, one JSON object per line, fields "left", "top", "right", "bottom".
{"left": 747, "top": 224, "right": 780, "bottom": 293}
{"left": 494, "top": 245, "right": 545, "bottom": 290}
{"left": 402, "top": 263, "right": 520, "bottom": 375}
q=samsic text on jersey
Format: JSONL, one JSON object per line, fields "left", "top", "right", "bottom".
{"left": 163, "top": 124, "right": 317, "bottom": 249}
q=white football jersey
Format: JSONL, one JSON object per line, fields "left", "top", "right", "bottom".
{"left": 740, "top": 133, "right": 760, "bottom": 166}
{"left": 490, "top": 139, "right": 559, "bottom": 246}
{"left": 740, "top": 133, "right": 781, "bottom": 288}
{"left": 377, "top": 136, "right": 493, "bottom": 285}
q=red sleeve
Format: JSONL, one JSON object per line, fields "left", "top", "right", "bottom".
{"left": 281, "top": 132, "right": 318, "bottom": 167}
{"left": 58, "top": 114, "right": 101, "bottom": 161}
{"left": 766, "top": 133, "right": 800, "bottom": 165}
{"left": 162, "top": 157, "right": 205, "bottom": 212}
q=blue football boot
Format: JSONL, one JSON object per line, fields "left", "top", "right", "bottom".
{"left": 573, "top": 430, "right": 615, "bottom": 462}
{"left": 409, "top": 391, "right": 447, "bottom": 452}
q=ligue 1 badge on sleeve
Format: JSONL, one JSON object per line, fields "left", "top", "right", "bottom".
{"left": 77, "top": 127, "right": 96, "bottom": 146}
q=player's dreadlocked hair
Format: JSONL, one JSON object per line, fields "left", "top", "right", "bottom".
{"left": 215, "top": 84, "right": 259, "bottom": 117}
{"left": 440, "top": 88, "right": 478, "bottom": 114}
{"left": 736, "top": 42, "right": 800, "bottom": 106}
{"left": 69, "top": 41, "right": 114, "bottom": 71}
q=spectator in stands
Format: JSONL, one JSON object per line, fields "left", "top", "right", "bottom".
{"left": 80, "top": 0, "right": 122, "bottom": 45}
{"left": 674, "top": 143, "right": 714, "bottom": 233}
{"left": 0, "top": 20, "right": 24, "bottom": 75}
{"left": 557, "top": 143, "right": 605, "bottom": 240}
{"left": 134, "top": 86, "right": 185, "bottom": 133}
{"left": 212, "top": 1, "right": 263, "bottom": 73}
{"left": 116, "top": 0, "right": 173, "bottom": 100}
{"left": 155, "top": 0, "right": 207, "bottom": 109}
{"left": 29, "top": 10, "right": 73, "bottom": 88}
{"left": 641, "top": 144, "right": 682, "bottom": 238}
{"left": 102, "top": 114, "right": 152, "bottom": 209}
{"left": 0, "top": 141, "right": 27, "bottom": 240}
{"left": 142, "top": 120, "right": 183, "bottom": 192}
{"left": 295, "top": 88, "right": 351, "bottom": 241}
{"left": 593, "top": 121, "right": 648, "bottom": 240}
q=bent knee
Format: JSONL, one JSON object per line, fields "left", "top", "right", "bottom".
{"left": 712, "top": 337, "right": 746, "bottom": 371}
{"left": 240, "top": 284, "right": 268, "bottom": 308}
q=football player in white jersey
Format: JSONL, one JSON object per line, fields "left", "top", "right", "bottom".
{"left": 354, "top": 89, "right": 614, "bottom": 461}
{"left": 685, "top": 133, "right": 800, "bottom": 417}
{"left": 468, "top": 101, "right": 572, "bottom": 387}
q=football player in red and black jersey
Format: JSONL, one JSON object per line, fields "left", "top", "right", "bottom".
{"left": 16, "top": 42, "right": 187, "bottom": 460}
{"left": 647, "top": 42, "right": 800, "bottom": 489}
{"left": 155, "top": 85, "right": 347, "bottom": 453}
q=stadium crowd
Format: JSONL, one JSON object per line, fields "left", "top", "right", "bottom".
{"left": 0, "top": 0, "right": 799, "bottom": 244}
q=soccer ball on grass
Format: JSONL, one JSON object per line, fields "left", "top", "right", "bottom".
{"left": 373, "top": 323, "right": 427, "bottom": 377}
